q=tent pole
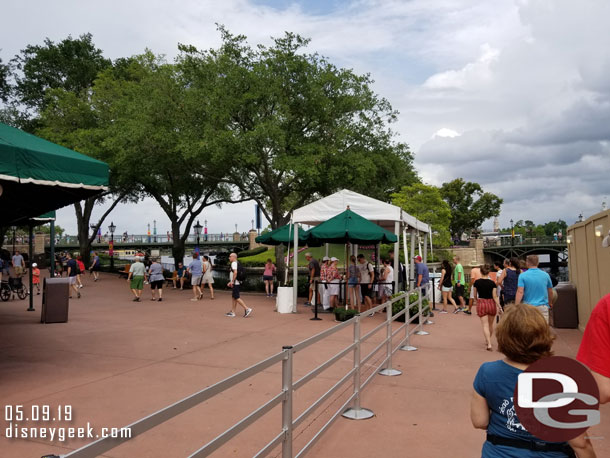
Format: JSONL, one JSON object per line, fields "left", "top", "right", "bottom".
{"left": 410, "top": 230, "right": 416, "bottom": 289}
{"left": 50, "top": 220, "right": 56, "bottom": 278}
{"left": 325, "top": 243, "right": 329, "bottom": 258}
{"left": 292, "top": 224, "right": 298, "bottom": 313}
{"left": 423, "top": 232, "right": 429, "bottom": 264}
{"left": 27, "top": 222, "right": 35, "bottom": 311}
{"left": 403, "top": 229, "right": 409, "bottom": 291}
{"left": 393, "top": 221, "right": 399, "bottom": 294}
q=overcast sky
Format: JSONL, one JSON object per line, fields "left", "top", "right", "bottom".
{"left": 2, "top": 0, "right": 609, "bottom": 235}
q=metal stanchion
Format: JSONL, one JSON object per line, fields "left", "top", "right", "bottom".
{"left": 281, "top": 346, "right": 294, "bottom": 458}
{"left": 379, "top": 301, "right": 402, "bottom": 376}
{"left": 343, "top": 315, "right": 374, "bottom": 420}
{"left": 414, "top": 288, "right": 429, "bottom": 336}
{"left": 310, "top": 280, "right": 321, "bottom": 321}
{"left": 400, "top": 291, "right": 418, "bottom": 351}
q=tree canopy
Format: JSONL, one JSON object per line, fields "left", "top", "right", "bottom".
{"left": 440, "top": 178, "right": 503, "bottom": 239}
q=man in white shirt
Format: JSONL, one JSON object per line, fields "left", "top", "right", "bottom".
{"left": 356, "top": 254, "right": 375, "bottom": 311}
{"left": 226, "top": 252, "right": 252, "bottom": 318}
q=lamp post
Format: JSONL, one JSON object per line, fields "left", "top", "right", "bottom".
{"left": 204, "top": 219, "right": 208, "bottom": 242}
{"left": 147, "top": 223, "right": 151, "bottom": 243}
{"left": 153, "top": 219, "right": 157, "bottom": 243}
{"left": 108, "top": 221, "right": 116, "bottom": 270}
{"left": 194, "top": 220, "right": 203, "bottom": 255}
{"left": 510, "top": 219, "right": 514, "bottom": 247}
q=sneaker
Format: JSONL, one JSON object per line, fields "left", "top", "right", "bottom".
{"left": 225, "top": 312, "right": 236, "bottom": 317}
{"left": 304, "top": 302, "right": 312, "bottom": 306}
{"left": 190, "top": 298, "right": 198, "bottom": 302}
{"left": 453, "top": 308, "right": 460, "bottom": 314}
{"left": 244, "top": 308, "right": 253, "bottom": 318}
{"left": 132, "top": 297, "right": 139, "bottom": 302}
{"left": 136, "top": 297, "right": 141, "bottom": 302}
{"left": 77, "top": 292, "right": 81, "bottom": 299}
{"left": 158, "top": 298, "right": 163, "bottom": 302}
{"left": 440, "top": 310, "right": 448, "bottom": 314}
{"left": 464, "top": 310, "right": 472, "bottom": 315}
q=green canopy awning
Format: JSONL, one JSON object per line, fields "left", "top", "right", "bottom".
{"left": 0, "top": 122, "right": 109, "bottom": 225}
{"left": 308, "top": 208, "right": 398, "bottom": 245}
{"left": 255, "top": 224, "right": 320, "bottom": 247}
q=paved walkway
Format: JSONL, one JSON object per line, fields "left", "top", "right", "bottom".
{"left": 0, "top": 273, "right": 608, "bottom": 457}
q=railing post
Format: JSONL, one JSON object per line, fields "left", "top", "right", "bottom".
{"left": 281, "top": 346, "right": 294, "bottom": 458}
{"left": 415, "top": 287, "right": 429, "bottom": 336}
{"left": 379, "top": 301, "right": 402, "bottom": 376}
{"left": 423, "top": 280, "right": 434, "bottom": 325}
{"left": 400, "top": 290, "right": 418, "bottom": 351}
{"left": 342, "top": 315, "right": 374, "bottom": 420}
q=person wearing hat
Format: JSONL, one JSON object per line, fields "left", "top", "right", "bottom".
{"left": 414, "top": 255, "right": 430, "bottom": 298}
{"left": 320, "top": 256, "right": 331, "bottom": 310}
{"left": 305, "top": 253, "right": 320, "bottom": 306}
{"left": 31, "top": 262, "right": 41, "bottom": 295}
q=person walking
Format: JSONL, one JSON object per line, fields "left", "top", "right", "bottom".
{"left": 304, "top": 253, "right": 320, "bottom": 306}
{"left": 31, "top": 262, "right": 41, "bottom": 295}
{"left": 148, "top": 257, "right": 164, "bottom": 301}
{"left": 76, "top": 256, "right": 86, "bottom": 289}
{"left": 262, "top": 258, "right": 276, "bottom": 298}
{"left": 497, "top": 258, "right": 520, "bottom": 305}
{"left": 470, "top": 303, "right": 590, "bottom": 457}
{"left": 65, "top": 253, "right": 81, "bottom": 299}
{"left": 127, "top": 256, "right": 146, "bottom": 301}
{"left": 452, "top": 255, "right": 466, "bottom": 311}
{"left": 173, "top": 262, "right": 187, "bottom": 289}
{"left": 89, "top": 252, "right": 101, "bottom": 281}
{"left": 473, "top": 265, "right": 502, "bottom": 351}
{"left": 347, "top": 255, "right": 360, "bottom": 310}
{"left": 201, "top": 255, "right": 215, "bottom": 299}
{"left": 466, "top": 263, "right": 482, "bottom": 315}
{"left": 515, "top": 255, "right": 553, "bottom": 323}
{"left": 438, "top": 260, "right": 458, "bottom": 313}
{"left": 188, "top": 253, "right": 203, "bottom": 301}
{"left": 225, "top": 252, "right": 252, "bottom": 317}
{"left": 414, "top": 255, "right": 429, "bottom": 297}
{"left": 11, "top": 250, "right": 24, "bottom": 277}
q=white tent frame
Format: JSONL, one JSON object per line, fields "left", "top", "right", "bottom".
{"left": 289, "top": 189, "right": 432, "bottom": 310}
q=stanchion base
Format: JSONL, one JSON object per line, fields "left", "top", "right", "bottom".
{"left": 342, "top": 407, "right": 375, "bottom": 420}
{"left": 414, "top": 330, "right": 430, "bottom": 335}
{"left": 400, "top": 345, "right": 418, "bottom": 351}
{"left": 423, "top": 319, "right": 434, "bottom": 325}
{"left": 379, "top": 368, "right": 402, "bottom": 376}
{"left": 26, "top": 308, "right": 35, "bottom": 312}
{"left": 310, "top": 317, "right": 322, "bottom": 321}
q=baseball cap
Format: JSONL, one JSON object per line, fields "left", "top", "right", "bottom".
{"left": 32, "top": 263, "right": 37, "bottom": 267}
{"left": 305, "top": 252, "right": 312, "bottom": 257}
{"left": 414, "top": 255, "right": 422, "bottom": 262}
{"left": 330, "top": 257, "right": 338, "bottom": 262}
{"left": 322, "top": 256, "right": 330, "bottom": 261}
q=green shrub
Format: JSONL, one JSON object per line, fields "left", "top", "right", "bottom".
{"left": 334, "top": 307, "right": 358, "bottom": 321}
{"left": 238, "top": 246, "right": 268, "bottom": 258}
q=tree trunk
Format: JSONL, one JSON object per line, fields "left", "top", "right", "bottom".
{"left": 75, "top": 201, "right": 94, "bottom": 266}
{"left": 275, "top": 245, "right": 286, "bottom": 285}
{"left": 171, "top": 220, "right": 185, "bottom": 270}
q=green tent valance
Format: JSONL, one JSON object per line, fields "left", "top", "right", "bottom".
{"left": 308, "top": 208, "right": 398, "bottom": 245}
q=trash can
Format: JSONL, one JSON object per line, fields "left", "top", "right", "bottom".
{"left": 550, "top": 282, "right": 578, "bottom": 328}
{"left": 41, "top": 277, "right": 70, "bottom": 323}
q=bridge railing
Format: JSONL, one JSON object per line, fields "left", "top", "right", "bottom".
{"left": 48, "top": 233, "right": 250, "bottom": 246}
{"left": 484, "top": 236, "right": 565, "bottom": 248}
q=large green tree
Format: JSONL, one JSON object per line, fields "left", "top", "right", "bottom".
{"left": 94, "top": 52, "right": 244, "bottom": 267}
{"left": 181, "top": 29, "right": 417, "bottom": 274}
{"left": 440, "top": 178, "right": 502, "bottom": 239}
{"left": 392, "top": 183, "right": 452, "bottom": 247}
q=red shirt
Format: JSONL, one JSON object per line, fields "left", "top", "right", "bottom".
{"left": 577, "top": 294, "right": 610, "bottom": 378}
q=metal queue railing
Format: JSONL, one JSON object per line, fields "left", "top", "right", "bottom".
{"left": 57, "top": 288, "right": 432, "bottom": 458}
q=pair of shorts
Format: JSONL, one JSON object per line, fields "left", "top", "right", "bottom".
{"left": 360, "top": 284, "right": 373, "bottom": 298}
{"left": 131, "top": 276, "right": 144, "bottom": 290}
{"left": 383, "top": 286, "right": 393, "bottom": 297}
{"left": 477, "top": 298, "right": 498, "bottom": 317}
{"left": 329, "top": 280, "right": 340, "bottom": 296}
{"left": 14, "top": 266, "right": 23, "bottom": 276}
{"left": 232, "top": 284, "right": 241, "bottom": 299}
{"left": 454, "top": 284, "right": 465, "bottom": 296}
{"left": 150, "top": 280, "right": 163, "bottom": 290}
{"left": 69, "top": 276, "right": 77, "bottom": 285}
{"left": 531, "top": 305, "right": 549, "bottom": 323}
{"left": 191, "top": 276, "right": 201, "bottom": 286}
{"left": 441, "top": 286, "right": 452, "bottom": 293}
{"left": 310, "top": 277, "right": 320, "bottom": 290}
{"left": 263, "top": 275, "right": 274, "bottom": 281}
{"left": 348, "top": 277, "right": 358, "bottom": 286}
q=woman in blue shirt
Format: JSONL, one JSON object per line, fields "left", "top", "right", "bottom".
{"left": 471, "top": 303, "right": 595, "bottom": 457}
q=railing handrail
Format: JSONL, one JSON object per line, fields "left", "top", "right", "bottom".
{"left": 59, "top": 286, "right": 428, "bottom": 458}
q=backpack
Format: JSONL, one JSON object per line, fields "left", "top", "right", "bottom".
{"left": 236, "top": 261, "right": 246, "bottom": 282}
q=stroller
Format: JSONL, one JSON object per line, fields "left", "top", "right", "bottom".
{"left": 0, "top": 267, "right": 28, "bottom": 301}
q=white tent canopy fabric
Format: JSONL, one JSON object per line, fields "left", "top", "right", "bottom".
{"left": 292, "top": 189, "right": 429, "bottom": 232}
{"left": 286, "top": 189, "right": 432, "bottom": 312}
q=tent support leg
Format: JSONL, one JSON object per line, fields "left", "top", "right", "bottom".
{"left": 27, "top": 223, "right": 35, "bottom": 311}
{"left": 292, "top": 224, "right": 298, "bottom": 313}
{"left": 410, "top": 230, "right": 416, "bottom": 290}
{"left": 393, "top": 221, "right": 399, "bottom": 294}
